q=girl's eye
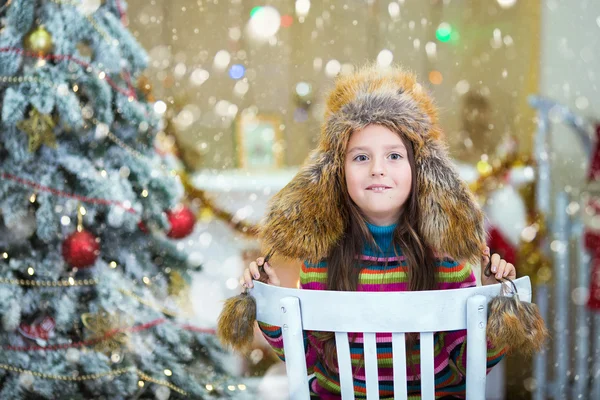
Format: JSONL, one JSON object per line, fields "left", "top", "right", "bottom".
{"left": 389, "top": 153, "right": 403, "bottom": 160}
{"left": 353, "top": 154, "right": 368, "bottom": 162}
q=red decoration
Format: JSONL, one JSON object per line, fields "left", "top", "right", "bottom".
{"left": 138, "top": 221, "right": 148, "bottom": 233}
{"left": 585, "top": 124, "right": 600, "bottom": 311}
{"left": 19, "top": 315, "right": 56, "bottom": 341}
{"left": 166, "top": 205, "right": 195, "bottom": 239}
{"left": 487, "top": 226, "right": 517, "bottom": 265}
{"left": 62, "top": 230, "right": 100, "bottom": 268}
{"left": 588, "top": 260, "right": 600, "bottom": 310}
{"left": 0, "top": 172, "right": 136, "bottom": 214}
{"left": 589, "top": 125, "right": 600, "bottom": 182}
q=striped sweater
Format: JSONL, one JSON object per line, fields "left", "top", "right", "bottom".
{"left": 258, "top": 222, "right": 506, "bottom": 399}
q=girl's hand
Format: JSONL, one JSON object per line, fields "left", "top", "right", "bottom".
{"left": 481, "top": 246, "right": 516, "bottom": 286}
{"left": 240, "top": 257, "right": 280, "bottom": 289}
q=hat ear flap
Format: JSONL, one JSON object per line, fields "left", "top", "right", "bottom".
{"left": 417, "top": 139, "right": 486, "bottom": 263}
{"left": 260, "top": 149, "right": 346, "bottom": 262}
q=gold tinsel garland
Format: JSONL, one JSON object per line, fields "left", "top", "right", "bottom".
{"left": 517, "top": 182, "right": 553, "bottom": 284}
{"left": 467, "top": 154, "right": 551, "bottom": 284}
{"left": 0, "top": 364, "right": 188, "bottom": 396}
{"left": 468, "top": 153, "right": 531, "bottom": 197}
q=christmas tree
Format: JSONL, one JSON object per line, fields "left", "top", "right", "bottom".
{"left": 0, "top": 1, "right": 240, "bottom": 398}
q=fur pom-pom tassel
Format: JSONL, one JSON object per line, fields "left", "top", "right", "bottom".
{"left": 487, "top": 281, "right": 549, "bottom": 356}
{"left": 217, "top": 254, "right": 272, "bottom": 353}
{"left": 514, "top": 299, "right": 549, "bottom": 355}
{"left": 216, "top": 291, "right": 257, "bottom": 353}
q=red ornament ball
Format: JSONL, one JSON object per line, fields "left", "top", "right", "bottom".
{"left": 138, "top": 221, "right": 148, "bottom": 233}
{"left": 166, "top": 205, "right": 195, "bottom": 239}
{"left": 62, "top": 230, "right": 100, "bottom": 268}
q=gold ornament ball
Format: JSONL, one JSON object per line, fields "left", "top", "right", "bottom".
{"left": 24, "top": 26, "right": 54, "bottom": 55}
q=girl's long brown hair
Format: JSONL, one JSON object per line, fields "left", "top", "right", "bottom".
{"left": 319, "top": 127, "right": 438, "bottom": 375}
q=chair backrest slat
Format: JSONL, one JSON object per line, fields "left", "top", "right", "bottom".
{"left": 279, "top": 297, "right": 310, "bottom": 400}
{"left": 363, "top": 332, "right": 380, "bottom": 400}
{"left": 335, "top": 331, "right": 356, "bottom": 400}
{"left": 465, "top": 295, "right": 488, "bottom": 399}
{"left": 391, "top": 332, "right": 408, "bottom": 400}
{"left": 419, "top": 332, "right": 436, "bottom": 400}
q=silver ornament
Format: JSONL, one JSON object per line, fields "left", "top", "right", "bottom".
{"left": 155, "top": 386, "right": 171, "bottom": 400}
{"left": 0, "top": 211, "right": 37, "bottom": 245}
{"left": 66, "top": 348, "right": 80, "bottom": 364}
{"left": 19, "top": 373, "right": 35, "bottom": 389}
{"left": 77, "top": 0, "right": 102, "bottom": 16}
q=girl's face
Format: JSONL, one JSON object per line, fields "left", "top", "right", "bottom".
{"left": 344, "top": 124, "right": 412, "bottom": 226}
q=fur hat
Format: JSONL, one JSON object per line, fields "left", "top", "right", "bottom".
{"left": 260, "top": 64, "right": 486, "bottom": 264}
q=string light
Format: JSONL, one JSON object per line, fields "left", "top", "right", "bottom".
{"left": 132, "top": 272, "right": 162, "bottom": 285}
{"left": 0, "top": 277, "right": 98, "bottom": 287}
{"left": 0, "top": 75, "right": 56, "bottom": 87}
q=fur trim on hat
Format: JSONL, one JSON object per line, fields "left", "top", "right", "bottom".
{"left": 260, "top": 64, "right": 486, "bottom": 264}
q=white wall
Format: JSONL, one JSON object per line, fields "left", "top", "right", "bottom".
{"left": 540, "top": 0, "right": 599, "bottom": 192}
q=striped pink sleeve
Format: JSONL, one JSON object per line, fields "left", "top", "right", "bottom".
{"left": 257, "top": 264, "right": 322, "bottom": 373}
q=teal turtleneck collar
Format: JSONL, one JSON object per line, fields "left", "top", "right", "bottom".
{"left": 364, "top": 221, "right": 398, "bottom": 257}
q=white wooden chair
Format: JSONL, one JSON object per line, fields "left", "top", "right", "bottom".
{"left": 251, "top": 276, "right": 532, "bottom": 400}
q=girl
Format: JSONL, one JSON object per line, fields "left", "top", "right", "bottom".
{"left": 239, "top": 65, "right": 515, "bottom": 399}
